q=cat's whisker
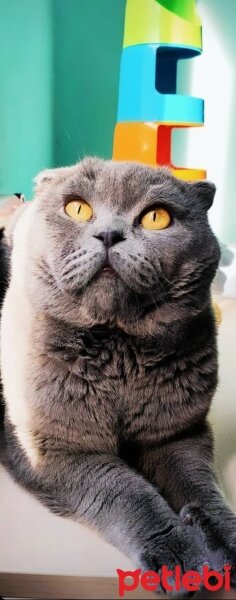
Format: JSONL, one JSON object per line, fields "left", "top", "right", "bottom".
{"left": 159, "top": 273, "right": 204, "bottom": 307}
{"left": 61, "top": 255, "right": 89, "bottom": 275}
{"left": 61, "top": 263, "right": 84, "bottom": 279}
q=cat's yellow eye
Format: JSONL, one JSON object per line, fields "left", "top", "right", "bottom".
{"left": 64, "top": 199, "right": 93, "bottom": 221}
{"left": 140, "top": 208, "right": 171, "bottom": 231}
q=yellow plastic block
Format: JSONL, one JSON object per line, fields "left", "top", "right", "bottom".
{"left": 113, "top": 122, "right": 159, "bottom": 165}
{"left": 171, "top": 167, "right": 206, "bottom": 181}
{"left": 113, "top": 122, "right": 206, "bottom": 182}
{"left": 123, "top": 0, "right": 202, "bottom": 50}
{"left": 212, "top": 300, "right": 222, "bottom": 325}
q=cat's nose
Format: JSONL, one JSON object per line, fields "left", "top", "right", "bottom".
{"left": 94, "top": 229, "right": 125, "bottom": 248}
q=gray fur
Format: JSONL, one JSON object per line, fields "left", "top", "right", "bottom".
{"left": 1, "top": 158, "right": 236, "bottom": 598}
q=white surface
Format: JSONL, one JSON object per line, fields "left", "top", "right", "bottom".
{"left": 0, "top": 299, "right": 235, "bottom": 577}
{"left": 210, "top": 298, "right": 236, "bottom": 502}
{"left": 0, "top": 465, "right": 133, "bottom": 576}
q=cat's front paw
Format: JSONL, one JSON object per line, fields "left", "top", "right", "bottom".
{"left": 180, "top": 503, "right": 236, "bottom": 586}
{"left": 139, "top": 524, "right": 210, "bottom": 598}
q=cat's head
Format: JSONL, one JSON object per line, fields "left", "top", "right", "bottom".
{"left": 9, "top": 158, "right": 220, "bottom": 334}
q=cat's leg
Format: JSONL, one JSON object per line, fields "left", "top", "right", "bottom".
{"left": 138, "top": 422, "right": 236, "bottom": 580}
{"left": 6, "top": 445, "right": 216, "bottom": 597}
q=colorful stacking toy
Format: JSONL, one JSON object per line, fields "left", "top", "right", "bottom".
{"left": 113, "top": 0, "right": 206, "bottom": 181}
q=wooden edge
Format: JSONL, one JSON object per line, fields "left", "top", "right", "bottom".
{"left": 0, "top": 573, "right": 158, "bottom": 599}
{"left": 1, "top": 573, "right": 235, "bottom": 600}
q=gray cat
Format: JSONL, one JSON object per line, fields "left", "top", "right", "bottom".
{"left": 0, "top": 158, "right": 236, "bottom": 597}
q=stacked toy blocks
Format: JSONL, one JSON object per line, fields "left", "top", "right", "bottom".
{"left": 113, "top": 0, "right": 206, "bottom": 181}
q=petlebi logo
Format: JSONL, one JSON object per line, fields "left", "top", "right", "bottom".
{"left": 117, "top": 565, "right": 232, "bottom": 596}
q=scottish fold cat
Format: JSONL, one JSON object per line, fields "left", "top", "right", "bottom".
{"left": 0, "top": 159, "right": 235, "bottom": 597}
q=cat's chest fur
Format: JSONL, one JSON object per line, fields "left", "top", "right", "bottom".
{"left": 1, "top": 288, "right": 215, "bottom": 468}
{"left": 31, "top": 317, "right": 213, "bottom": 448}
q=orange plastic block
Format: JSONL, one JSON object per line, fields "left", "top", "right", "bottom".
{"left": 113, "top": 121, "right": 206, "bottom": 181}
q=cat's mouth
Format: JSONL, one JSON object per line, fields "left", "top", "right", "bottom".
{"left": 100, "top": 259, "right": 117, "bottom": 278}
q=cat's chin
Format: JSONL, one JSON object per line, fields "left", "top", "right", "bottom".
{"left": 74, "top": 276, "right": 144, "bottom": 328}
{"left": 85, "top": 279, "right": 121, "bottom": 317}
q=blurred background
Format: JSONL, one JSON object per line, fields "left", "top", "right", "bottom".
{"left": 0, "top": 0, "right": 235, "bottom": 245}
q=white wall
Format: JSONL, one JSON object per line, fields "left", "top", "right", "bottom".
{"left": 173, "top": 0, "right": 236, "bottom": 245}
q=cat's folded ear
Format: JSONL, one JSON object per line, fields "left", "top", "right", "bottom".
{"left": 34, "top": 165, "right": 75, "bottom": 195}
{"left": 186, "top": 180, "right": 216, "bottom": 211}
